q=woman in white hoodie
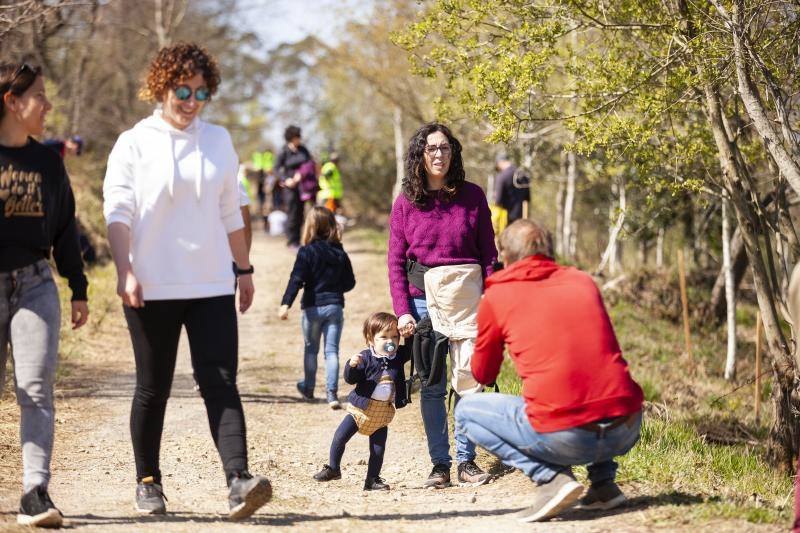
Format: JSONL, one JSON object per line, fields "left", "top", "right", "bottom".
{"left": 103, "top": 43, "right": 270, "bottom": 520}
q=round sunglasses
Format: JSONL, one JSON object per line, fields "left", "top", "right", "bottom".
{"left": 174, "top": 85, "right": 210, "bottom": 102}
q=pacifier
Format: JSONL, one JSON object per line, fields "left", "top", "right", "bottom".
{"left": 374, "top": 341, "right": 397, "bottom": 358}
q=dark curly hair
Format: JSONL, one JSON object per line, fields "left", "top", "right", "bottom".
{"left": 402, "top": 123, "right": 465, "bottom": 207}
{"left": 139, "top": 42, "right": 220, "bottom": 103}
{"left": 284, "top": 125, "right": 301, "bottom": 143}
{"left": 0, "top": 63, "right": 42, "bottom": 121}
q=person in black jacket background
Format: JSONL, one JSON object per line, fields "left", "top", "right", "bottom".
{"left": 274, "top": 125, "right": 311, "bottom": 248}
{"left": 279, "top": 206, "right": 355, "bottom": 408}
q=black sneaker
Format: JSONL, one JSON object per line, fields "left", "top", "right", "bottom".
{"left": 327, "top": 391, "right": 341, "bottom": 410}
{"left": 457, "top": 460, "right": 492, "bottom": 487}
{"left": 296, "top": 382, "right": 314, "bottom": 401}
{"left": 228, "top": 471, "right": 272, "bottom": 520}
{"left": 135, "top": 477, "right": 167, "bottom": 514}
{"left": 313, "top": 464, "right": 342, "bottom": 481}
{"left": 17, "top": 486, "right": 63, "bottom": 528}
{"left": 577, "top": 480, "right": 627, "bottom": 510}
{"left": 423, "top": 463, "right": 451, "bottom": 489}
{"left": 363, "top": 476, "right": 390, "bottom": 491}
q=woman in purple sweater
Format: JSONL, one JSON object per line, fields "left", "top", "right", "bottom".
{"left": 388, "top": 123, "right": 497, "bottom": 489}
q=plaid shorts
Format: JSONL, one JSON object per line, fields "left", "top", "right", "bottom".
{"left": 347, "top": 399, "right": 396, "bottom": 436}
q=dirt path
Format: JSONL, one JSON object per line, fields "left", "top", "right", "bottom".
{"left": 0, "top": 231, "right": 781, "bottom": 532}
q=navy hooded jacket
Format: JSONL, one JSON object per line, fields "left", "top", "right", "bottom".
{"left": 281, "top": 239, "right": 356, "bottom": 309}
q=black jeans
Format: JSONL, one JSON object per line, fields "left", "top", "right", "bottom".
{"left": 283, "top": 187, "right": 303, "bottom": 246}
{"left": 329, "top": 415, "right": 387, "bottom": 479}
{"left": 123, "top": 295, "right": 247, "bottom": 483}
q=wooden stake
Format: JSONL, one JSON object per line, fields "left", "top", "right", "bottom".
{"left": 677, "top": 249, "right": 692, "bottom": 362}
{"left": 523, "top": 201, "right": 529, "bottom": 220}
{"left": 755, "top": 312, "right": 763, "bottom": 424}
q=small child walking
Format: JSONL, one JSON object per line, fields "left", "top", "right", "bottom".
{"left": 279, "top": 206, "right": 355, "bottom": 408}
{"left": 313, "top": 312, "right": 410, "bottom": 490}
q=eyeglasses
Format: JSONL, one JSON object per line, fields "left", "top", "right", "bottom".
{"left": 174, "top": 85, "right": 210, "bottom": 101}
{"left": 424, "top": 144, "right": 451, "bottom": 156}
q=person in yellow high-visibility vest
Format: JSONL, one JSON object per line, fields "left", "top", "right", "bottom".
{"left": 317, "top": 152, "right": 343, "bottom": 213}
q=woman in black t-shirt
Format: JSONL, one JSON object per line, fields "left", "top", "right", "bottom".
{"left": 0, "top": 63, "right": 89, "bottom": 528}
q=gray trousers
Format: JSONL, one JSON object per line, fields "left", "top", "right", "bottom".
{"left": 0, "top": 260, "right": 61, "bottom": 492}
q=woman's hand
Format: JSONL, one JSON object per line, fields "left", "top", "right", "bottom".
{"left": 71, "top": 301, "right": 89, "bottom": 329}
{"left": 349, "top": 353, "right": 363, "bottom": 368}
{"left": 398, "top": 313, "right": 417, "bottom": 337}
{"left": 238, "top": 274, "right": 255, "bottom": 313}
{"left": 285, "top": 172, "right": 301, "bottom": 189}
{"left": 278, "top": 304, "right": 289, "bottom": 320}
{"left": 117, "top": 269, "right": 144, "bottom": 308}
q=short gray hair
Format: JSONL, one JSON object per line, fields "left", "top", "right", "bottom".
{"left": 499, "top": 219, "right": 554, "bottom": 265}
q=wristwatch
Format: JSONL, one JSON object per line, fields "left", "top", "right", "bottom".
{"left": 235, "top": 265, "right": 254, "bottom": 275}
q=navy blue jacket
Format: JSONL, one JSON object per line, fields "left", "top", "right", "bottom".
{"left": 344, "top": 347, "right": 411, "bottom": 410}
{"left": 281, "top": 240, "right": 355, "bottom": 309}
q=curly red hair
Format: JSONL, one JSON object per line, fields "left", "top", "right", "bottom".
{"left": 139, "top": 42, "right": 220, "bottom": 103}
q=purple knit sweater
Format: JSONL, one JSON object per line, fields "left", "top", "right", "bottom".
{"left": 388, "top": 181, "right": 497, "bottom": 317}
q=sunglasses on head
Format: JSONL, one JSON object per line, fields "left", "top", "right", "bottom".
{"left": 12, "top": 64, "right": 34, "bottom": 82}
{"left": 3, "top": 64, "right": 36, "bottom": 92}
{"left": 174, "top": 85, "right": 210, "bottom": 102}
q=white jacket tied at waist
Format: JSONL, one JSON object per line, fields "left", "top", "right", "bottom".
{"left": 423, "top": 264, "right": 484, "bottom": 395}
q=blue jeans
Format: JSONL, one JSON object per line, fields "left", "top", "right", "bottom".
{"left": 411, "top": 297, "right": 476, "bottom": 467}
{"left": 0, "top": 261, "right": 61, "bottom": 492}
{"left": 455, "top": 393, "right": 642, "bottom": 484}
{"left": 299, "top": 304, "right": 343, "bottom": 400}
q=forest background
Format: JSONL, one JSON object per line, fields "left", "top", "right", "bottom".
{"left": 2, "top": 0, "right": 800, "bottom": 528}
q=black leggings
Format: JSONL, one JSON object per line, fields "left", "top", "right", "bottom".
{"left": 123, "top": 295, "right": 247, "bottom": 483}
{"left": 329, "top": 415, "right": 387, "bottom": 479}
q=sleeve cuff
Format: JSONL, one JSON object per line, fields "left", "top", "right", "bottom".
{"left": 105, "top": 212, "right": 132, "bottom": 228}
{"left": 68, "top": 275, "right": 89, "bottom": 301}
{"left": 223, "top": 212, "right": 245, "bottom": 234}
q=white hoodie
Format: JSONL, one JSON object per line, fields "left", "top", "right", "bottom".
{"left": 103, "top": 110, "right": 243, "bottom": 300}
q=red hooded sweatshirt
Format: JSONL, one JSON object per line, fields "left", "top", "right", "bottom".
{"left": 472, "top": 255, "right": 643, "bottom": 433}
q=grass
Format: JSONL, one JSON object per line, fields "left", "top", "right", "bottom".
{"left": 494, "top": 296, "right": 795, "bottom": 525}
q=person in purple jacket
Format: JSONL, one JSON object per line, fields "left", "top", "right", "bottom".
{"left": 388, "top": 122, "right": 497, "bottom": 489}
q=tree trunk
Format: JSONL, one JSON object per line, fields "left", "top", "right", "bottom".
{"left": 555, "top": 151, "right": 566, "bottom": 257}
{"left": 597, "top": 176, "right": 626, "bottom": 275}
{"left": 69, "top": 0, "right": 100, "bottom": 136}
{"left": 562, "top": 149, "right": 577, "bottom": 261}
{"left": 154, "top": 0, "right": 168, "bottom": 48}
{"left": 728, "top": 1, "right": 800, "bottom": 197}
{"left": 706, "top": 226, "right": 748, "bottom": 324}
{"left": 392, "top": 104, "right": 404, "bottom": 200}
{"left": 656, "top": 226, "right": 665, "bottom": 268}
{"left": 702, "top": 79, "right": 799, "bottom": 470}
{"left": 723, "top": 198, "right": 737, "bottom": 380}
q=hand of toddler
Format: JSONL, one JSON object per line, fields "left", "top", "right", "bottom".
{"left": 349, "top": 353, "right": 362, "bottom": 368}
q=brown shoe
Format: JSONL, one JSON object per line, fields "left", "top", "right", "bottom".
{"left": 423, "top": 463, "right": 451, "bottom": 489}
{"left": 515, "top": 469, "right": 583, "bottom": 523}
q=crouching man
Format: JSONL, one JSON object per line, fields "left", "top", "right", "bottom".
{"left": 455, "top": 219, "right": 644, "bottom": 523}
